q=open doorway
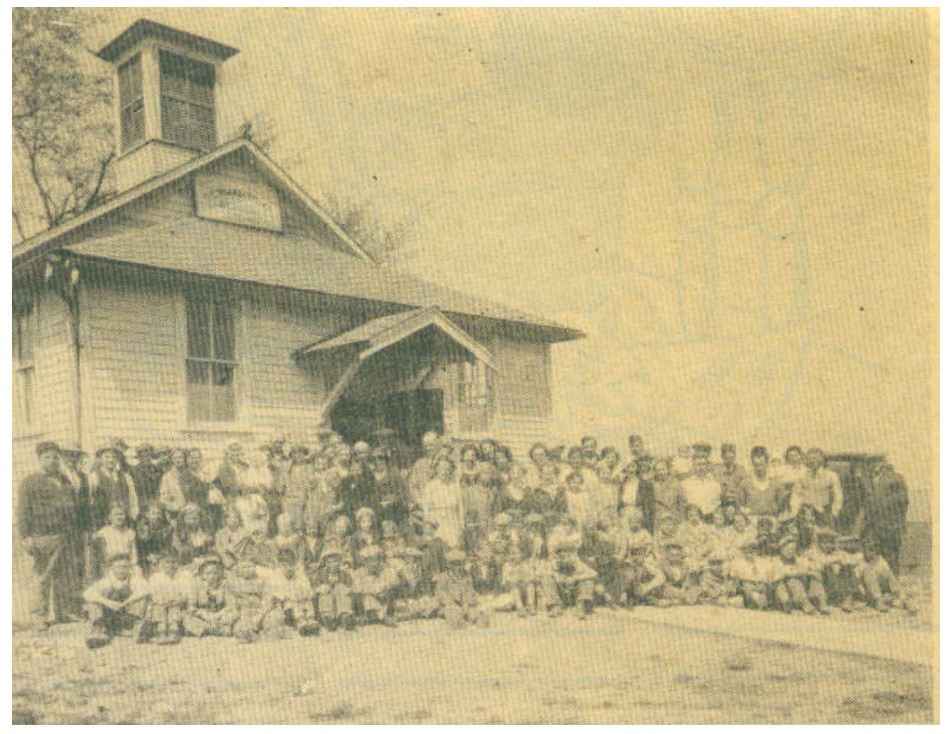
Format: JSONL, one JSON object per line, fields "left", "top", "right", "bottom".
{"left": 330, "top": 388, "right": 444, "bottom": 456}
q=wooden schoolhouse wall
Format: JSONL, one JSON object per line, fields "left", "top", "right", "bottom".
{"left": 12, "top": 288, "right": 78, "bottom": 490}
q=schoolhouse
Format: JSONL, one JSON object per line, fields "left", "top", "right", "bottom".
{"left": 12, "top": 19, "right": 583, "bottom": 480}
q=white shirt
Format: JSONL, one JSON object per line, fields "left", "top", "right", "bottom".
{"left": 681, "top": 474, "right": 722, "bottom": 515}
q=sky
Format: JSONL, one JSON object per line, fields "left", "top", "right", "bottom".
{"left": 63, "top": 9, "right": 937, "bottom": 517}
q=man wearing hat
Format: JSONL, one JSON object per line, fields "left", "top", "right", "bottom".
{"left": 17, "top": 441, "right": 83, "bottom": 630}
{"left": 681, "top": 443, "right": 721, "bottom": 519}
{"left": 864, "top": 461, "right": 910, "bottom": 575}
{"left": 90, "top": 445, "right": 139, "bottom": 529}
{"left": 130, "top": 444, "right": 163, "bottom": 506}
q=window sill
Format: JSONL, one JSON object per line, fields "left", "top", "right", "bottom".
{"left": 179, "top": 423, "right": 257, "bottom": 436}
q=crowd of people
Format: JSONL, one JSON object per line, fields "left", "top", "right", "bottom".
{"left": 16, "top": 430, "right": 914, "bottom": 649}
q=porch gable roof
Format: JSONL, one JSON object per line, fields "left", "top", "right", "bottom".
{"left": 296, "top": 307, "right": 496, "bottom": 368}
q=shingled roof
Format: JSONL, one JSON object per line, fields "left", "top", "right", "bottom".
{"left": 64, "top": 218, "right": 584, "bottom": 342}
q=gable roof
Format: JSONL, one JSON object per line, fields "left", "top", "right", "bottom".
{"left": 296, "top": 307, "right": 497, "bottom": 367}
{"left": 63, "top": 218, "right": 583, "bottom": 341}
{"left": 12, "top": 138, "right": 374, "bottom": 263}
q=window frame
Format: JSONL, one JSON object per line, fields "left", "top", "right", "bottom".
{"left": 158, "top": 49, "right": 216, "bottom": 152}
{"left": 117, "top": 53, "right": 145, "bottom": 152}
{"left": 13, "top": 303, "right": 37, "bottom": 430}
{"left": 184, "top": 297, "right": 238, "bottom": 424}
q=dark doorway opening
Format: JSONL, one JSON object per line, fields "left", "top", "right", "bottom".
{"left": 330, "top": 389, "right": 444, "bottom": 455}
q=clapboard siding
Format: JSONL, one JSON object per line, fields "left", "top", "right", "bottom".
{"left": 13, "top": 290, "right": 75, "bottom": 450}
{"left": 83, "top": 280, "right": 183, "bottom": 451}
{"left": 49, "top": 180, "right": 195, "bottom": 251}
{"left": 240, "top": 298, "right": 347, "bottom": 432}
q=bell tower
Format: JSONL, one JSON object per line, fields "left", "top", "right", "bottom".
{"left": 96, "top": 19, "right": 239, "bottom": 192}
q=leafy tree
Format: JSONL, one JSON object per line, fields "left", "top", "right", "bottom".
{"left": 13, "top": 8, "right": 115, "bottom": 241}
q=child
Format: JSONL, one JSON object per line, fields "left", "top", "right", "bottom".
{"left": 580, "top": 518, "right": 623, "bottom": 607}
{"left": 350, "top": 544, "right": 400, "bottom": 626}
{"left": 83, "top": 554, "right": 150, "bottom": 649}
{"left": 672, "top": 444, "right": 693, "bottom": 479}
{"left": 216, "top": 505, "right": 249, "bottom": 568}
{"left": 234, "top": 480, "right": 270, "bottom": 538}
{"left": 618, "top": 535, "right": 665, "bottom": 607}
{"left": 727, "top": 542, "right": 774, "bottom": 610}
{"left": 311, "top": 542, "right": 355, "bottom": 631}
{"left": 352, "top": 507, "right": 379, "bottom": 565}
{"left": 145, "top": 554, "right": 193, "bottom": 644}
{"left": 185, "top": 556, "right": 238, "bottom": 638}
{"left": 723, "top": 511, "right": 756, "bottom": 563}
{"left": 773, "top": 535, "right": 816, "bottom": 615}
{"left": 655, "top": 541, "right": 701, "bottom": 606}
{"left": 93, "top": 505, "right": 139, "bottom": 580}
{"left": 858, "top": 540, "right": 916, "bottom": 614}
{"left": 323, "top": 514, "right": 354, "bottom": 568}
{"left": 564, "top": 471, "right": 594, "bottom": 530}
{"left": 697, "top": 555, "right": 743, "bottom": 607}
{"left": 239, "top": 527, "right": 280, "bottom": 570}
{"left": 261, "top": 550, "right": 320, "bottom": 637}
{"left": 483, "top": 513, "right": 520, "bottom": 594}
{"left": 135, "top": 503, "right": 173, "bottom": 574}
{"left": 274, "top": 511, "right": 309, "bottom": 567}
{"left": 832, "top": 535, "right": 864, "bottom": 612}
{"left": 227, "top": 559, "right": 268, "bottom": 642}
{"left": 434, "top": 549, "right": 489, "bottom": 628}
{"left": 538, "top": 534, "right": 598, "bottom": 619}
{"left": 652, "top": 512, "right": 680, "bottom": 559}
{"left": 676, "top": 504, "right": 710, "bottom": 574}
{"left": 173, "top": 503, "right": 215, "bottom": 566}
{"left": 797, "top": 527, "right": 837, "bottom": 614}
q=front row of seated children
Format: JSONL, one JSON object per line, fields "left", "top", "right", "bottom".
{"left": 81, "top": 507, "right": 915, "bottom": 649}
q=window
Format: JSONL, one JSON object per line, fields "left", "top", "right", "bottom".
{"left": 118, "top": 54, "right": 145, "bottom": 151}
{"left": 160, "top": 50, "right": 215, "bottom": 151}
{"left": 456, "top": 359, "right": 493, "bottom": 433}
{"left": 14, "top": 305, "right": 37, "bottom": 429}
{"left": 186, "top": 298, "right": 236, "bottom": 422}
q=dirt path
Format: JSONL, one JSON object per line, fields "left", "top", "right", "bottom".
{"left": 12, "top": 610, "right": 934, "bottom": 724}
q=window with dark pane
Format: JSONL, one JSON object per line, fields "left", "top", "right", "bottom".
{"left": 159, "top": 50, "right": 216, "bottom": 151}
{"left": 185, "top": 298, "right": 236, "bottom": 422}
{"left": 118, "top": 54, "right": 145, "bottom": 152}
{"left": 14, "top": 304, "right": 36, "bottom": 429}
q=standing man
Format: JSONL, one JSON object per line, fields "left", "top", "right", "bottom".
{"left": 714, "top": 443, "right": 748, "bottom": 506}
{"left": 789, "top": 448, "right": 843, "bottom": 527}
{"left": 17, "top": 442, "right": 82, "bottom": 631}
{"left": 681, "top": 443, "right": 722, "bottom": 519}
{"left": 90, "top": 446, "right": 139, "bottom": 530}
{"left": 130, "top": 444, "right": 163, "bottom": 508}
{"left": 864, "top": 462, "right": 910, "bottom": 574}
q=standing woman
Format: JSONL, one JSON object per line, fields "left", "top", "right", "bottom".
{"left": 420, "top": 457, "right": 464, "bottom": 549}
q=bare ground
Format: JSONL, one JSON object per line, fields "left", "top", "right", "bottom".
{"left": 12, "top": 606, "right": 934, "bottom": 725}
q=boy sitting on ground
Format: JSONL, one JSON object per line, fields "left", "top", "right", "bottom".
{"left": 655, "top": 541, "right": 701, "bottom": 607}
{"left": 728, "top": 541, "right": 774, "bottom": 610}
{"left": 434, "top": 549, "right": 490, "bottom": 628}
{"left": 619, "top": 534, "right": 665, "bottom": 607}
{"left": 83, "top": 554, "right": 150, "bottom": 649}
{"left": 311, "top": 541, "right": 355, "bottom": 631}
{"left": 539, "top": 534, "right": 597, "bottom": 619}
{"left": 144, "top": 553, "right": 193, "bottom": 644}
{"left": 261, "top": 550, "right": 320, "bottom": 637}
{"left": 185, "top": 556, "right": 238, "bottom": 638}
{"left": 773, "top": 535, "right": 816, "bottom": 615}
{"left": 858, "top": 540, "right": 917, "bottom": 614}
{"left": 350, "top": 544, "right": 400, "bottom": 627}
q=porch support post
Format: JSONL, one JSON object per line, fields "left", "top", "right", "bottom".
{"left": 317, "top": 359, "right": 362, "bottom": 426}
